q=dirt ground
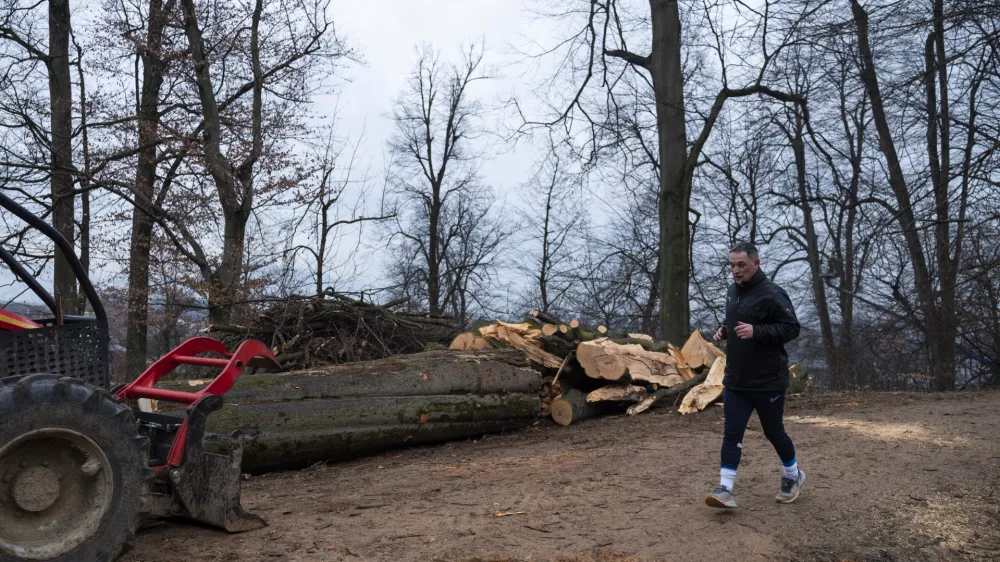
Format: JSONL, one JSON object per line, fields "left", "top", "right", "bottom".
{"left": 123, "top": 391, "right": 1000, "bottom": 562}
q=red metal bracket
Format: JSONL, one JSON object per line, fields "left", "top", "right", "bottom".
{"left": 116, "top": 337, "right": 280, "bottom": 469}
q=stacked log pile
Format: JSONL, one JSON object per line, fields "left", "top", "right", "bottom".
{"left": 203, "top": 292, "right": 461, "bottom": 370}
{"left": 449, "top": 312, "right": 730, "bottom": 426}
{"left": 153, "top": 350, "right": 539, "bottom": 472}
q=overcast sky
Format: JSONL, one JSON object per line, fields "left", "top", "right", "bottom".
{"left": 329, "top": 0, "right": 547, "bottom": 188}
{"left": 308, "top": 0, "right": 561, "bottom": 291}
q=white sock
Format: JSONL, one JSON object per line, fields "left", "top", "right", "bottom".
{"left": 719, "top": 467, "right": 737, "bottom": 491}
{"left": 782, "top": 458, "right": 798, "bottom": 479}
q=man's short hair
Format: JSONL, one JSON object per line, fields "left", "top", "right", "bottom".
{"left": 730, "top": 241, "right": 759, "bottom": 260}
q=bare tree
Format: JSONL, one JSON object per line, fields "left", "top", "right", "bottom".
{"left": 124, "top": 0, "right": 178, "bottom": 375}
{"left": 287, "top": 125, "right": 396, "bottom": 298}
{"left": 521, "top": 0, "right": 812, "bottom": 344}
{"left": 387, "top": 44, "right": 510, "bottom": 321}
{"left": 516, "top": 136, "right": 584, "bottom": 316}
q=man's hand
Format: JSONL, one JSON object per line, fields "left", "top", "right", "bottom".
{"left": 735, "top": 322, "right": 754, "bottom": 340}
{"left": 714, "top": 326, "right": 725, "bottom": 342}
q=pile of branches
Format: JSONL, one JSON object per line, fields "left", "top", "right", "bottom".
{"left": 206, "top": 292, "right": 461, "bottom": 370}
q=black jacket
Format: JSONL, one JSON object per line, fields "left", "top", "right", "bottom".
{"left": 719, "top": 269, "right": 800, "bottom": 391}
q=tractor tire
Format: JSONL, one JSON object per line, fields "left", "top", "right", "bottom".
{"left": 0, "top": 375, "right": 152, "bottom": 562}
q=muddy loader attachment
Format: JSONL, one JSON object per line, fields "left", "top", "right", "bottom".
{"left": 116, "top": 337, "right": 279, "bottom": 533}
{"left": 160, "top": 395, "right": 265, "bottom": 531}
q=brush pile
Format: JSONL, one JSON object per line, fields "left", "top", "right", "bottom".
{"left": 204, "top": 292, "right": 461, "bottom": 370}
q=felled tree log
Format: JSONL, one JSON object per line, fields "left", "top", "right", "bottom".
{"left": 154, "top": 350, "right": 541, "bottom": 472}
{"left": 678, "top": 356, "right": 727, "bottom": 414}
{"left": 577, "top": 338, "right": 693, "bottom": 386}
{"left": 217, "top": 419, "right": 536, "bottom": 473}
{"left": 550, "top": 388, "right": 616, "bottom": 426}
{"left": 680, "top": 330, "right": 725, "bottom": 370}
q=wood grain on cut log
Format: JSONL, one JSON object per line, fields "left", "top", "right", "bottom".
{"left": 679, "top": 356, "right": 726, "bottom": 414}
{"left": 586, "top": 384, "right": 647, "bottom": 403}
{"left": 680, "top": 330, "right": 725, "bottom": 370}
{"left": 542, "top": 324, "right": 559, "bottom": 336}
{"left": 576, "top": 338, "right": 689, "bottom": 386}
{"left": 550, "top": 388, "right": 615, "bottom": 426}
{"left": 449, "top": 332, "right": 491, "bottom": 350}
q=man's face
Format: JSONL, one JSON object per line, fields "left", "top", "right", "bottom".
{"left": 729, "top": 251, "right": 760, "bottom": 285}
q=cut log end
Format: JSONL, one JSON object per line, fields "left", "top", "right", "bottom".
{"left": 550, "top": 396, "right": 576, "bottom": 426}
{"left": 449, "top": 332, "right": 491, "bottom": 351}
{"left": 680, "top": 330, "right": 725, "bottom": 371}
{"left": 550, "top": 388, "right": 613, "bottom": 426}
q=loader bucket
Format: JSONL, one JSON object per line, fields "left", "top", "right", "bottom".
{"left": 166, "top": 395, "right": 266, "bottom": 532}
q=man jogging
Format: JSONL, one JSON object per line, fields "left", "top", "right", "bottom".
{"left": 706, "top": 241, "right": 805, "bottom": 509}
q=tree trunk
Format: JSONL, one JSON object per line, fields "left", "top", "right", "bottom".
{"left": 48, "top": 0, "right": 77, "bottom": 311}
{"left": 428, "top": 186, "right": 441, "bottom": 315}
{"left": 650, "top": 0, "right": 691, "bottom": 346}
{"left": 126, "top": 0, "right": 173, "bottom": 377}
{"left": 788, "top": 109, "right": 838, "bottom": 387}
{"left": 74, "top": 35, "right": 92, "bottom": 315}
{"left": 929, "top": 0, "right": 958, "bottom": 391}
{"left": 210, "top": 206, "right": 251, "bottom": 325}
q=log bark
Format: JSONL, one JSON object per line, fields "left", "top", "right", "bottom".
{"left": 216, "top": 419, "right": 536, "bottom": 473}
{"left": 174, "top": 393, "right": 538, "bottom": 433}
{"left": 156, "top": 350, "right": 541, "bottom": 402}
{"left": 550, "top": 388, "right": 615, "bottom": 426}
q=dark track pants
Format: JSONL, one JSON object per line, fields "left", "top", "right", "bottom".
{"left": 720, "top": 387, "right": 796, "bottom": 470}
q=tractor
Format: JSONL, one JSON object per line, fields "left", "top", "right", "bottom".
{"left": 0, "top": 193, "right": 279, "bottom": 561}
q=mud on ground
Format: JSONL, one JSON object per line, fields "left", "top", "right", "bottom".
{"left": 123, "top": 391, "right": 1000, "bottom": 562}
